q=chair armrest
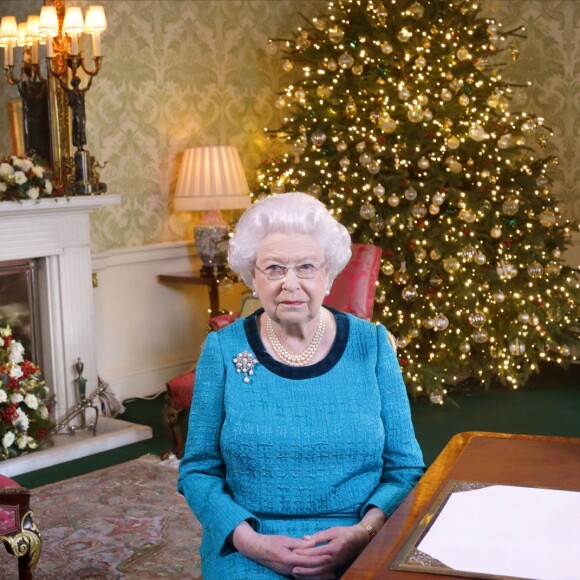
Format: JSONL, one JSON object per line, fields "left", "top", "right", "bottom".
{"left": 208, "top": 313, "right": 240, "bottom": 331}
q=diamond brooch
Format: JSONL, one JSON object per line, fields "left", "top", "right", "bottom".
{"left": 233, "top": 351, "right": 258, "bottom": 383}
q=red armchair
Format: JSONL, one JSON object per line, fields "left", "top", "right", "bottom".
{"left": 0, "top": 474, "right": 41, "bottom": 580}
{"left": 163, "top": 243, "right": 383, "bottom": 458}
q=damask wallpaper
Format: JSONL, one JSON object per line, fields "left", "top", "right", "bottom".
{"left": 484, "top": 0, "right": 580, "bottom": 227}
{"left": 77, "top": 0, "right": 329, "bottom": 250}
{"left": 0, "top": 0, "right": 578, "bottom": 251}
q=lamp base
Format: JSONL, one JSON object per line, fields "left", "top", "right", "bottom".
{"left": 194, "top": 210, "right": 230, "bottom": 271}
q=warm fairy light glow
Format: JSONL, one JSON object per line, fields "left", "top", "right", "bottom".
{"left": 258, "top": 0, "right": 580, "bottom": 398}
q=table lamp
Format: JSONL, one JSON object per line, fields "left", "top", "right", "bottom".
{"left": 175, "top": 145, "right": 250, "bottom": 275}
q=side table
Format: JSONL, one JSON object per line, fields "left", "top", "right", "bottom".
{"left": 157, "top": 271, "right": 224, "bottom": 317}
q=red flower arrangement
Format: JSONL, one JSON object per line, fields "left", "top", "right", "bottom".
{"left": 0, "top": 326, "right": 55, "bottom": 459}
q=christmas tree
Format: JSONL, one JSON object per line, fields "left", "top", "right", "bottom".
{"left": 256, "top": 0, "right": 580, "bottom": 399}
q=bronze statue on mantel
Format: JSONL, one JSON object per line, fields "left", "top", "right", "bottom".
{"left": 63, "top": 75, "right": 89, "bottom": 150}
{"left": 54, "top": 70, "right": 107, "bottom": 195}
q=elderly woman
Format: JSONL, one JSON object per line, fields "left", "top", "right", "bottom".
{"left": 177, "top": 192, "right": 424, "bottom": 579}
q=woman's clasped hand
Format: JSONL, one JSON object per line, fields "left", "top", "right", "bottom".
{"left": 232, "top": 514, "right": 382, "bottom": 579}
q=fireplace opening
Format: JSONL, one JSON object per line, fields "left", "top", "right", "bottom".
{"left": 0, "top": 259, "right": 43, "bottom": 369}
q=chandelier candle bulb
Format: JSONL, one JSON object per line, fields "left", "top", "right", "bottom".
{"left": 85, "top": 5, "right": 107, "bottom": 57}
{"left": 0, "top": 16, "right": 18, "bottom": 66}
{"left": 26, "top": 15, "right": 40, "bottom": 63}
{"left": 63, "top": 6, "right": 85, "bottom": 55}
{"left": 91, "top": 30, "right": 101, "bottom": 57}
{"left": 39, "top": 6, "right": 58, "bottom": 58}
{"left": 17, "top": 22, "right": 27, "bottom": 47}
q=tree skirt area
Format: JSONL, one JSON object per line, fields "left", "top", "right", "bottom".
{"left": 0, "top": 455, "right": 203, "bottom": 579}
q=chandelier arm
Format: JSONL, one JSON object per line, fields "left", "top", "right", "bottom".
{"left": 80, "top": 56, "right": 102, "bottom": 77}
{"left": 4, "top": 64, "right": 26, "bottom": 86}
{"left": 29, "top": 63, "right": 46, "bottom": 83}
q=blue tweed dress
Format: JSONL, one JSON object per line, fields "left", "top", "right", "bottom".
{"left": 177, "top": 308, "right": 424, "bottom": 579}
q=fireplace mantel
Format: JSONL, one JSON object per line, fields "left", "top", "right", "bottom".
{"left": 0, "top": 195, "right": 120, "bottom": 218}
{"left": 0, "top": 194, "right": 120, "bottom": 420}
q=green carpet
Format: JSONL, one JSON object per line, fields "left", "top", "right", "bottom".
{"left": 12, "top": 363, "right": 580, "bottom": 489}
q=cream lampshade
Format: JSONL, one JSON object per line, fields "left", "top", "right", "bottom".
{"left": 175, "top": 146, "right": 250, "bottom": 273}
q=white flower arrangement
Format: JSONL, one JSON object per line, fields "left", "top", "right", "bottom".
{"left": 0, "top": 154, "right": 56, "bottom": 202}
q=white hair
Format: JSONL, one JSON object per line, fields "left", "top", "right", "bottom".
{"left": 228, "top": 192, "right": 352, "bottom": 289}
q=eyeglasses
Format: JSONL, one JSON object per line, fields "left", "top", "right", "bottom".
{"left": 254, "top": 262, "right": 326, "bottom": 281}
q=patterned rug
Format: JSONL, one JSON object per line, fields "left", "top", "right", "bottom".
{"left": 0, "top": 455, "right": 203, "bottom": 579}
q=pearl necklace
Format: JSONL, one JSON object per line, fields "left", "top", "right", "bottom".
{"left": 266, "top": 312, "right": 326, "bottom": 367}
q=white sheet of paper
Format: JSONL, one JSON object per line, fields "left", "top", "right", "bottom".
{"left": 417, "top": 484, "right": 580, "bottom": 580}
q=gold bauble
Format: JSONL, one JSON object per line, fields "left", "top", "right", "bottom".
{"left": 447, "top": 136, "right": 460, "bottom": 150}
{"left": 539, "top": 209, "right": 556, "bottom": 228}
{"left": 418, "top": 157, "right": 430, "bottom": 170}
{"left": 388, "top": 194, "right": 400, "bottom": 207}
{"left": 468, "top": 311, "right": 486, "bottom": 328}
{"left": 414, "top": 248, "right": 427, "bottom": 263}
{"left": 394, "top": 268, "right": 409, "bottom": 285}
{"left": 382, "top": 262, "right": 395, "bottom": 276}
{"left": 456, "top": 46, "right": 470, "bottom": 61}
{"left": 442, "top": 257, "right": 460, "bottom": 273}
{"left": 471, "top": 328, "right": 489, "bottom": 343}
{"left": 328, "top": 26, "right": 345, "bottom": 43}
{"left": 430, "top": 248, "right": 442, "bottom": 261}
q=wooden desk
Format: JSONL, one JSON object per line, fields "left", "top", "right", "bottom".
{"left": 157, "top": 272, "right": 223, "bottom": 317}
{"left": 344, "top": 432, "right": 580, "bottom": 579}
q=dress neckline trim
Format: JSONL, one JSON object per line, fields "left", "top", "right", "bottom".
{"left": 244, "top": 307, "right": 349, "bottom": 379}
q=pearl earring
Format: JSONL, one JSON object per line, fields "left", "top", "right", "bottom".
{"left": 325, "top": 288, "right": 330, "bottom": 296}
{"left": 252, "top": 290, "right": 258, "bottom": 298}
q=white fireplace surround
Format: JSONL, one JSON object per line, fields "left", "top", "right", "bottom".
{"left": 0, "top": 195, "right": 122, "bottom": 418}
{"left": 0, "top": 195, "right": 152, "bottom": 476}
